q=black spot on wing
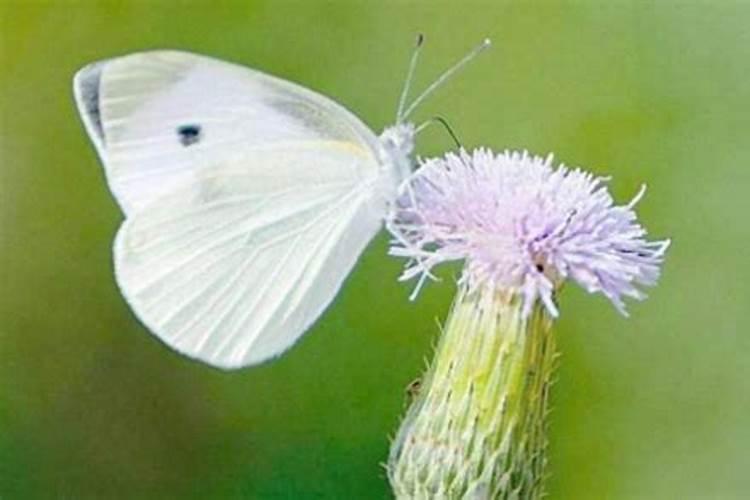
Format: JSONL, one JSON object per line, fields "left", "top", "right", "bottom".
{"left": 177, "top": 124, "right": 202, "bottom": 147}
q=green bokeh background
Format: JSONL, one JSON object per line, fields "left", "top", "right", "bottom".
{"left": 1, "top": 1, "right": 747, "bottom": 498}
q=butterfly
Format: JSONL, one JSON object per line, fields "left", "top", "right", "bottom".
{"left": 73, "top": 37, "right": 490, "bottom": 369}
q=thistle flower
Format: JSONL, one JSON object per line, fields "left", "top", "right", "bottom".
{"left": 386, "top": 149, "right": 669, "bottom": 499}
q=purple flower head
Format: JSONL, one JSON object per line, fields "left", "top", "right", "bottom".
{"left": 387, "top": 148, "right": 670, "bottom": 318}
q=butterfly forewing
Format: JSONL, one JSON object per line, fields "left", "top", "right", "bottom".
{"left": 74, "top": 50, "right": 382, "bottom": 215}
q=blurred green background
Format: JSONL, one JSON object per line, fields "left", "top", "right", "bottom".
{"left": 1, "top": 1, "right": 747, "bottom": 498}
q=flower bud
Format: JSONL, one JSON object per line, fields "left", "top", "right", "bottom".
{"left": 388, "top": 287, "right": 556, "bottom": 498}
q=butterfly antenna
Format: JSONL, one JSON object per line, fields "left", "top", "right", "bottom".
{"left": 396, "top": 33, "right": 426, "bottom": 124}
{"left": 402, "top": 38, "right": 491, "bottom": 121}
{"left": 416, "top": 116, "right": 462, "bottom": 149}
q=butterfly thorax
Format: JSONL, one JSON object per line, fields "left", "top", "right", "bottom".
{"left": 379, "top": 123, "right": 415, "bottom": 191}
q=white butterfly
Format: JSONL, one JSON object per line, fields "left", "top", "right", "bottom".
{"left": 73, "top": 38, "right": 490, "bottom": 369}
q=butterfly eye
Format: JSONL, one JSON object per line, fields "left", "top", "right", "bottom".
{"left": 177, "top": 124, "right": 201, "bottom": 147}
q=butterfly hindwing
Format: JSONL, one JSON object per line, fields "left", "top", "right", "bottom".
{"left": 114, "top": 148, "right": 384, "bottom": 368}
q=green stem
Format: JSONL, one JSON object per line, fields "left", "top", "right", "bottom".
{"left": 388, "top": 286, "right": 557, "bottom": 499}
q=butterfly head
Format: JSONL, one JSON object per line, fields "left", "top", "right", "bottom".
{"left": 380, "top": 123, "right": 415, "bottom": 175}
